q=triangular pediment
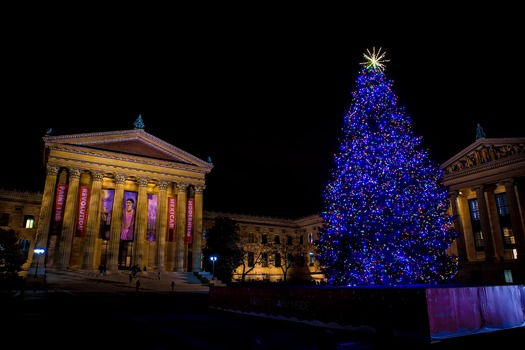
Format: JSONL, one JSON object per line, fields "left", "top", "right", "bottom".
{"left": 441, "top": 137, "right": 525, "bottom": 176}
{"left": 43, "top": 129, "right": 212, "bottom": 169}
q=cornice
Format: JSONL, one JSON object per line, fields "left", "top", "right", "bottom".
{"left": 46, "top": 145, "right": 211, "bottom": 175}
{"left": 203, "top": 210, "right": 323, "bottom": 228}
{"left": 0, "top": 189, "right": 43, "bottom": 202}
{"left": 46, "top": 159, "right": 206, "bottom": 186}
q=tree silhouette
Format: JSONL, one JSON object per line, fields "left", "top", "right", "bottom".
{"left": 202, "top": 216, "right": 243, "bottom": 283}
{"left": 0, "top": 228, "right": 26, "bottom": 290}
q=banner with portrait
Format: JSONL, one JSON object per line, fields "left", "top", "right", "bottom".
{"left": 121, "top": 191, "right": 138, "bottom": 241}
{"left": 99, "top": 189, "right": 115, "bottom": 240}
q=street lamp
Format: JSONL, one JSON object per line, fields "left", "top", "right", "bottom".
{"left": 33, "top": 248, "right": 45, "bottom": 278}
{"left": 210, "top": 256, "right": 217, "bottom": 278}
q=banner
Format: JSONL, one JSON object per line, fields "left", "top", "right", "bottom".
{"left": 166, "top": 197, "right": 176, "bottom": 242}
{"left": 186, "top": 199, "right": 194, "bottom": 243}
{"left": 121, "top": 191, "right": 138, "bottom": 241}
{"left": 75, "top": 186, "right": 90, "bottom": 237}
{"left": 54, "top": 184, "right": 67, "bottom": 223}
{"left": 146, "top": 193, "right": 158, "bottom": 241}
{"left": 100, "top": 189, "right": 115, "bottom": 240}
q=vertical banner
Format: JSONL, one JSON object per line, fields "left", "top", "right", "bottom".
{"left": 75, "top": 186, "right": 90, "bottom": 237}
{"left": 121, "top": 191, "right": 138, "bottom": 241}
{"left": 146, "top": 193, "right": 158, "bottom": 241}
{"left": 99, "top": 189, "right": 115, "bottom": 239}
{"left": 54, "top": 184, "right": 68, "bottom": 223}
{"left": 166, "top": 197, "right": 176, "bottom": 242}
{"left": 186, "top": 199, "right": 194, "bottom": 243}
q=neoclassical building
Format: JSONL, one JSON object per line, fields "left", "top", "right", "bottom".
{"left": 1, "top": 126, "right": 524, "bottom": 284}
{"left": 33, "top": 126, "right": 213, "bottom": 273}
{"left": 441, "top": 136, "right": 525, "bottom": 284}
{"left": 202, "top": 212, "right": 324, "bottom": 283}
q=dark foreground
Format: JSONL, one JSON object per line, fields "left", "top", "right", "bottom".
{"left": 4, "top": 289, "right": 524, "bottom": 350}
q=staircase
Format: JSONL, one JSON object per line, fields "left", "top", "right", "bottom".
{"left": 195, "top": 271, "right": 227, "bottom": 286}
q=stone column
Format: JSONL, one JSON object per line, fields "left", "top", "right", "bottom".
{"left": 449, "top": 190, "right": 468, "bottom": 262}
{"left": 503, "top": 179, "right": 525, "bottom": 262}
{"left": 156, "top": 180, "right": 169, "bottom": 271}
{"left": 176, "top": 183, "right": 188, "bottom": 271}
{"left": 107, "top": 174, "right": 126, "bottom": 271}
{"left": 33, "top": 165, "right": 59, "bottom": 268}
{"left": 81, "top": 171, "right": 104, "bottom": 270}
{"left": 473, "top": 185, "right": 496, "bottom": 261}
{"left": 56, "top": 168, "right": 81, "bottom": 269}
{"left": 192, "top": 185, "right": 205, "bottom": 272}
{"left": 133, "top": 176, "right": 149, "bottom": 268}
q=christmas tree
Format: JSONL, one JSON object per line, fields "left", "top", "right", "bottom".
{"left": 316, "top": 48, "right": 459, "bottom": 286}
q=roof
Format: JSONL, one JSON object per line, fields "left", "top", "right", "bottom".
{"left": 42, "top": 129, "right": 213, "bottom": 172}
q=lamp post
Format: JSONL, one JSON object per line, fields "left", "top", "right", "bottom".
{"left": 33, "top": 248, "right": 45, "bottom": 278}
{"left": 210, "top": 256, "right": 217, "bottom": 279}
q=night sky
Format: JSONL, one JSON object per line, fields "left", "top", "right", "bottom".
{"left": 2, "top": 8, "right": 522, "bottom": 218}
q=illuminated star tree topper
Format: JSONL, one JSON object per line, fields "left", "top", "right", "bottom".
{"left": 359, "top": 46, "right": 390, "bottom": 71}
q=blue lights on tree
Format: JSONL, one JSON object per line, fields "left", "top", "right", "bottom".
{"left": 316, "top": 48, "right": 459, "bottom": 286}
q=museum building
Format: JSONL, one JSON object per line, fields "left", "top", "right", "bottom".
{"left": 29, "top": 126, "right": 211, "bottom": 273}
{"left": 1, "top": 126, "right": 525, "bottom": 284}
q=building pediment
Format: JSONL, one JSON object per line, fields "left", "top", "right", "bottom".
{"left": 42, "top": 129, "right": 213, "bottom": 170}
{"left": 440, "top": 137, "right": 525, "bottom": 176}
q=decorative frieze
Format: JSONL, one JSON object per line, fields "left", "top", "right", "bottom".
{"left": 444, "top": 143, "right": 525, "bottom": 174}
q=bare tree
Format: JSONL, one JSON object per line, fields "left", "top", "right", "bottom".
{"left": 267, "top": 239, "right": 297, "bottom": 283}
{"left": 235, "top": 232, "right": 272, "bottom": 282}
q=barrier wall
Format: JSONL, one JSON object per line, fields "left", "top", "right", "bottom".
{"left": 209, "top": 284, "right": 525, "bottom": 341}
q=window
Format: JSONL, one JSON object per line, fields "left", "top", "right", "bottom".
{"left": 309, "top": 252, "right": 315, "bottom": 266}
{"left": 299, "top": 235, "right": 304, "bottom": 245}
{"left": 262, "top": 253, "right": 268, "bottom": 267}
{"left": 248, "top": 252, "right": 255, "bottom": 267}
{"left": 468, "top": 199, "right": 484, "bottom": 251}
{"left": 24, "top": 215, "right": 35, "bottom": 228}
{"left": 275, "top": 253, "right": 281, "bottom": 267}
{"left": 495, "top": 193, "right": 515, "bottom": 250}
{"left": 274, "top": 235, "right": 280, "bottom": 244}
{"left": 261, "top": 233, "right": 267, "bottom": 244}
{"left": 308, "top": 232, "right": 313, "bottom": 244}
{"left": 287, "top": 253, "right": 293, "bottom": 267}
{"left": 287, "top": 235, "right": 293, "bottom": 245}
{"left": 0, "top": 212, "right": 9, "bottom": 226}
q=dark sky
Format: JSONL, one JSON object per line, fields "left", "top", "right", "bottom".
{"left": 2, "top": 8, "right": 522, "bottom": 218}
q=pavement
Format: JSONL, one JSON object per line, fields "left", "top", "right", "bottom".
{"left": 17, "top": 267, "right": 211, "bottom": 293}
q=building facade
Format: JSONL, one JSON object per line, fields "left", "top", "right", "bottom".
{"left": 202, "top": 212, "right": 324, "bottom": 283}
{"left": 29, "top": 128, "right": 213, "bottom": 273}
{"left": 1, "top": 130, "right": 524, "bottom": 285}
{"left": 0, "top": 190, "right": 42, "bottom": 272}
{"left": 441, "top": 136, "right": 525, "bottom": 284}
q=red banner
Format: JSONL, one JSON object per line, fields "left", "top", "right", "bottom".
{"left": 76, "top": 186, "right": 90, "bottom": 237}
{"left": 186, "top": 199, "right": 194, "bottom": 243}
{"left": 54, "top": 184, "right": 67, "bottom": 222}
{"left": 166, "top": 197, "right": 176, "bottom": 242}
